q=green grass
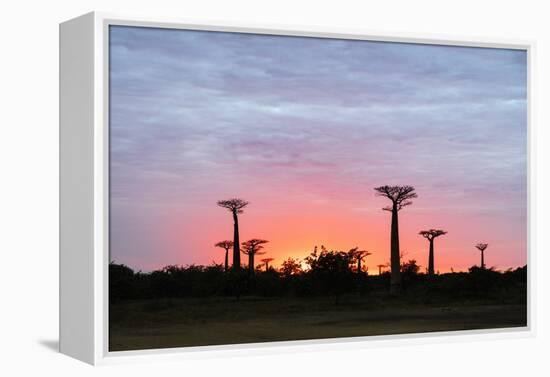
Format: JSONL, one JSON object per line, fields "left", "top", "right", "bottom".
{"left": 109, "top": 295, "right": 527, "bottom": 351}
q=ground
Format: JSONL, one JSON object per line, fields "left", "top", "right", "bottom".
{"left": 109, "top": 296, "right": 527, "bottom": 351}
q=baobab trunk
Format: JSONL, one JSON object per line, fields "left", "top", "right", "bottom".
{"left": 357, "top": 258, "right": 362, "bottom": 274}
{"left": 224, "top": 249, "right": 229, "bottom": 273}
{"left": 390, "top": 204, "right": 401, "bottom": 295}
{"left": 428, "top": 239, "right": 434, "bottom": 276}
{"left": 481, "top": 250, "right": 485, "bottom": 269}
{"left": 248, "top": 253, "right": 254, "bottom": 275}
{"left": 232, "top": 210, "right": 241, "bottom": 269}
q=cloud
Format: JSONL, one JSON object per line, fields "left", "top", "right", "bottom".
{"left": 108, "top": 25, "right": 527, "bottom": 269}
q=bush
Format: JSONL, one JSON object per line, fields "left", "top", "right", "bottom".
{"left": 109, "top": 261, "right": 527, "bottom": 305}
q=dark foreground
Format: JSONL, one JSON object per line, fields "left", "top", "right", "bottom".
{"left": 109, "top": 296, "right": 527, "bottom": 351}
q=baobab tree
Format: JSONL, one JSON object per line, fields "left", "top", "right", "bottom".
{"left": 217, "top": 198, "right": 249, "bottom": 269}
{"left": 377, "top": 264, "right": 387, "bottom": 275}
{"left": 260, "top": 257, "right": 274, "bottom": 271}
{"left": 214, "top": 240, "right": 233, "bottom": 273}
{"left": 476, "top": 243, "right": 489, "bottom": 269}
{"left": 374, "top": 185, "right": 417, "bottom": 295}
{"left": 349, "top": 248, "right": 372, "bottom": 274}
{"left": 419, "top": 229, "right": 447, "bottom": 276}
{"left": 241, "top": 239, "right": 268, "bottom": 275}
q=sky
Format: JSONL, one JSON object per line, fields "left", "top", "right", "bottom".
{"left": 109, "top": 25, "right": 527, "bottom": 273}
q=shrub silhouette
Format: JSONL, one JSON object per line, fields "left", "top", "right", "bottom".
{"left": 279, "top": 257, "right": 302, "bottom": 277}
{"left": 305, "top": 246, "right": 355, "bottom": 303}
{"left": 109, "top": 262, "right": 136, "bottom": 302}
{"left": 109, "top": 261, "right": 527, "bottom": 306}
{"left": 400, "top": 259, "right": 422, "bottom": 289}
{"left": 255, "top": 268, "right": 283, "bottom": 296}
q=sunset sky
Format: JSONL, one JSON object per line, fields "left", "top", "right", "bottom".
{"left": 109, "top": 25, "right": 527, "bottom": 273}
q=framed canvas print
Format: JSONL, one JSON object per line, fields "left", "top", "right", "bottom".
{"left": 59, "top": 12, "right": 534, "bottom": 365}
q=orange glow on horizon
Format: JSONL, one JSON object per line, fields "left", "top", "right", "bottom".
{"left": 138, "top": 193, "right": 527, "bottom": 275}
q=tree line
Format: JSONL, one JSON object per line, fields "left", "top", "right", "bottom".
{"left": 215, "top": 185, "right": 496, "bottom": 296}
{"left": 109, "top": 256, "right": 526, "bottom": 304}
{"left": 110, "top": 185, "right": 525, "bottom": 303}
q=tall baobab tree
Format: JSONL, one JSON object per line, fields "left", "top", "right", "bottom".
{"left": 476, "top": 243, "right": 489, "bottom": 269}
{"left": 374, "top": 185, "right": 417, "bottom": 295}
{"left": 217, "top": 198, "right": 249, "bottom": 269}
{"left": 215, "top": 240, "right": 234, "bottom": 273}
{"left": 260, "top": 257, "right": 274, "bottom": 271}
{"left": 241, "top": 239, "right": 268, "bottom": 275}
{"left": 350, "top": 248, "right": 372, "bottom": 274}
{"left": 419, "top": 229, "right": 447, "bottom": 276}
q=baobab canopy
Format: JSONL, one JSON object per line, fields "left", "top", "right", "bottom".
{"left": 217, "top": 199, "right": 249, "bottom": 214}
{"left": 419, "top": 229, "right": 447, "bottom": 240}
{"left": 374, "top": 186, "right": 418, "bottom": 211}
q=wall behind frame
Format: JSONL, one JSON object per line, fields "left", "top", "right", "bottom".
{"left": 59, "top": 12, "right": 96, "bottom": 365}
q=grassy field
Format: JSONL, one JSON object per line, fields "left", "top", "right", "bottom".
{"left": 109, "top": 295, "right": 527, "bottom": 351}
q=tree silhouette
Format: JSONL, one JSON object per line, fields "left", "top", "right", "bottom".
{"left": 217, "top": 198, "right": 249, "bottom": 270}
{"left": 305, "top": 247, "right": 355, "bottom": 304}
{"left": 349, "top": 248, "right": 372, "bottom": 274}
{"left": 476, "top": 243, "right": 489, "bottom": 269}
{"left": 374, "top": 185, "right": 417, "bottom": 295}
{"left": 419, "top": 229, "right": 447, "bottom": 276}
{"left": 377, "top": 264, "right": 387, "bottom": 275}
{"left": 241, "top": 239, "right": 268, "bottom": 275}
{"left": 280, "top": 257, "right": 302, "bottom": 277}
{"left": 215, "top": 240, "right": 234, "bottom": 273}
{"left": 260, "top": 257, "right": 274, "bottom": 271}
{"left": 401, "top": 259, "right": 420, "bottom": 275}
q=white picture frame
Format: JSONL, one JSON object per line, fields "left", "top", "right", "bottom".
{"left": 59, "top": 11, "right": 535, "bottom": 365}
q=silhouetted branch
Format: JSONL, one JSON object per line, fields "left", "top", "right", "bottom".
{"left": 241, "top": 239, "right": 269, "bottom": 255}
{"left": 215, "top": 240, "right": 234, "bottom": 249}
{"left": 374, "top": 185, "right": 417, "bottom": 212}
{"left": 476, "top": 243, "right": 488, "bottom": 252}
{"left": 217, "top": 198, "right": 249, "bottom": 214}
{"left": 419, "top": 229, "right": 447, "bottom": 241}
